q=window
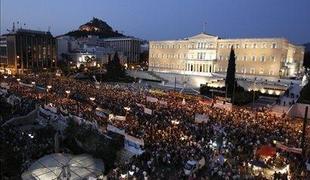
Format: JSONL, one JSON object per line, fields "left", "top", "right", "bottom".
{"left": 243, "top": 56, "right": 247, "bottom": 61}
{"left": 269, "top": 70, "right": 274, "bottom": 75}
{"left": 261, "top": 56, "right": 265, "bottom": 62}
{"left": 271, "top": 56, "right": 275, "bottom": 62}
{"left": 236, "top": 44, "right": 240, "bottom": 48}
{"left": 244, "top": 44, "right": 248, "bottom": 48}
{"left": 250, "top": 68, "right": 255, "bottom": 74}
{"left": 272, "top": 43, "right": 277, "bottom": 48}
{"left": 219, "top": 56, "right": 223, "bottom": 60}
{"left": 253, "top": 44, "right": 257, "bottom": 48}
{"left": 252, "top": 56, "right": 256, "bottom": 61}
{"left": 259, "top": 69, "right": 264, "bottom": 74}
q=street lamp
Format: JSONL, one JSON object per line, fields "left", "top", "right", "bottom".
{"left": 89, "top": 97, "right": 95, "bottom": 102}
{"left": 45, "top": 85, "right": 52, "bottom": 105}
{"left": 3, "top": 75, "right": 7, "bottom": 79}
{"left": 65, "top": 90, "right": 70, "bottom": 98}
{"left": 16, "top": 78, "right": 21, "bottom": 82}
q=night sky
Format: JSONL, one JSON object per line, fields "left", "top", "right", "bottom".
{"left": 1, "top": 0, "right": 309, "bottom": 44}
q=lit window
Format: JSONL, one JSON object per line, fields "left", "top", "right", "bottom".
{"left": 261, "top": 56, "right": 265, "bottom": 62}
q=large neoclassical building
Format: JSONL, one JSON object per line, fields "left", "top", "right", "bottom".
{"left": 148, "top": 33, "right": 304, "bottom": 78}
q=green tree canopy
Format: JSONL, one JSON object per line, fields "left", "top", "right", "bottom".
{"left": 225, "top": 47, "right": 236, "bottom": 96}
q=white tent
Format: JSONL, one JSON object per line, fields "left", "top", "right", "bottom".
{"left": 22, "top": 153, "right": 104, "bottom": 180}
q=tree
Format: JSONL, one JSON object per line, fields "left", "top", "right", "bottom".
{"left": 106, "top": 52, "right": 125, "bottom": 80}
{"left": 303, "top": 52, "right": 310, "bottom": 70}
{"left": 225, "top": 47, "right": 236, "bottom": 96}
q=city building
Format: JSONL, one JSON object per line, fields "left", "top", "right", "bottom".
{"left": 102, "top": 37, "right": 142, "bottom": 64}
{"left": 149, "top": 33, "right": 305, "bottom": 78}
{"left": 0, "top": 36, "right": 8, "bottom": 73}
{"left": 0, "top": 29, "right": 57, "bottom": 74}
{"left": 56, "top": 35, "right": 127, "bottom": 67}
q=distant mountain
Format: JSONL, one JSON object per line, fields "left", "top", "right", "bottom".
{"left": 66, "top": 17, "right": 125, "bottom": 38}
{"left": 304, "top": 43, "right": 310, "bottom": 53}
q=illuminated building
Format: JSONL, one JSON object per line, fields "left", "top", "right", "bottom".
{"left": 0, "top": 29, "right": 57, "bottom": 74}
{"left": 149, "top": 33, "right": 304, "bottom": 78}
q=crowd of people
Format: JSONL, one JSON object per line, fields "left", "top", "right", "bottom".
{"left": 1, "top": 73, "right": 309, "bottom": 179}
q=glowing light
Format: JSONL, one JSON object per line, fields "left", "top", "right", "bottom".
{"left": 268, "top": 90, "right": 274, "bottom": 95}
{"left": 89, "top": 97, "right": 95, "bottom": 101}
{"left": 260, "top": 88, "right": 266, "bottom": 93}
{"left": 275, "top": 90, "right": 281, "bottom": 95}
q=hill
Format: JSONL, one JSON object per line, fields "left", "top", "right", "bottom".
{"left": 66, "top": 17, "right": 125, "bottom": 38}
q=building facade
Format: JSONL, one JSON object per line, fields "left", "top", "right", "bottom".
{"left": 1, "top": 29, "right": 57, "bottom": 74}
{"left": 102, "top": 37, "right": 142, "bottom": 64}
{"left": 149, "top": 33, "right": 305, "bottom": 78}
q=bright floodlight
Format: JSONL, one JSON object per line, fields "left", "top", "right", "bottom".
{"left": 65, "top": 90, "right": 70, "bottom": 94}
{"left": 89, "top": 97, "right": 95, "bottom": 101}
{"left": 17, "top": 78, "right": 21, "bottom": 82}
{"left": 47, "top": 85, "right": 52, "bottom": 89}
{"left": 31, "top": 81, "right": 36, "bottom": 85}
{"left": 124, "top": 107, "right": 131, "bottom": 111}
{"left": 3, "top": 75, "right": 7, "bottom": 79}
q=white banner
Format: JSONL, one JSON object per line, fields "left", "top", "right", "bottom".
{"left": 136, "top": 103, "right": 145, "bottom": 108}
{"left": 159, "top": 100, "right": 168, "bottom": 106}
{"left": 276, "top": 142, "right": 302, "bottom": 154}
{"left": 195, "top": 113, "right": 209, "bottom": 123}
{"left": 44, "top": 103, "right": 58, "bottom": 114}
{"left": 113, "top": 115, "right": 126, "bottom": 121}
{"left": 107, "top": 124, "right": 125, "bottom": 135}
{"left": 19, "top": 82, "right": 34, "bottom": 88}
{"left": 144, "top": 107, "right": 153, "bottom": 115}
{"left": 125, "top": 134, "right": 144, "bottom": 146}
{"left": 0, "top": 82, "right": 10, "bottom": 89}
{"left": 146, "top": 96, "right": 158, "bottom": 103}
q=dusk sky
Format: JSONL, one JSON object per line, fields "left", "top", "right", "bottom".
{"left": 1, "top": 0, "right": 309, "bottom": 44}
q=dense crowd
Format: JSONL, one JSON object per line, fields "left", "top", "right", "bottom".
{"left": 1, "top": 73, "right": 309, "bottom": 179}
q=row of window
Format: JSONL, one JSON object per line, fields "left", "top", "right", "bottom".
{"left": 218, "top": 55, "right": 276, "bottom": 62}
{"left": 219, "top": 43, "right": 277, "bottom": 49}
{"left": 151, "top": 53, "right": 277, "bottom": 62}
{"left": 217, "top": 67, "right": 275, "bottom": 75}
{"left": 151, "top": 42, "right": 278, "bottom": 49}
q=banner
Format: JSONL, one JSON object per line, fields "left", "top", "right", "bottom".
{"left": 144, "top": 107, "right": 153, "bottom": 115}
{"left": 113, "top": 115, "right": 126, "bottom": 121}
{"left": 136, "top": 103, "right": 145, "bottom": 108}
{"left": 159, "top": 100, "right": 168, "bottom": 106}
{"left": 146, "top": 96, "right": 158, "bottom": 103}
{"left": 44, "top": 103, "right": 58, "bottom": 114}
{"left": 125, "top": 134, "right": 144, "bottom": 146}
{"left": 0, "top": 82, "right": 9, "bottom": 89}
{"left": 95, "top": 107, "right": 111, "bottom": 118}
{"left": 107, "top": 124, "right": 125, "bottom": 135}
{"left": 276, "top": 142, "right": 302, "bottom": 154}
{"left": 195, "top": 113, "right": 209, "bottom": 123}
{"left": 19, "top": 82, "right": 34, "bottom": 88}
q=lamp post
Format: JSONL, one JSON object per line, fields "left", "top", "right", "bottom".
{"left": 16, "top": 78, "right": 21, "bottom": 92}
{"left": 252, "top": 80, "right": 256, "bottom": 109}
{"left": 124, "top": 106, "right": 131, "bottom": 118}
{"left": 65, "top": 90, "right": 70, "bottom": 98}
{"left": 89, "top": 97, "right": 96, "bottom": 111}
{"left": 45, "top": 85, "right": 52, "bottom": 105}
